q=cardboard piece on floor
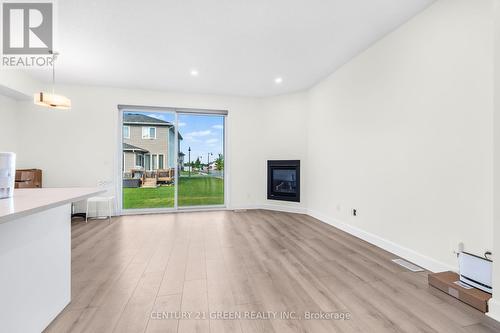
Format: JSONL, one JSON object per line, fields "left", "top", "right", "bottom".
{"left": 428, "top": 271, "right": 491, "bottom": 313}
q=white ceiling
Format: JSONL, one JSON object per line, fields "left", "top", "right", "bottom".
{"left": 29, "top": 0, "right": 434, "bottom": 97}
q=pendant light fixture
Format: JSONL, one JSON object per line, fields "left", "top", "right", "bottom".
{"left": 34, "top": 51, "right": 71, "bottom": 110}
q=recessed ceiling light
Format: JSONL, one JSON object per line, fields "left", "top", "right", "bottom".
{"left": 274, "top": 77, "right": 283, "bottom": 84}
{"left": 190, "top": 69, "right": 199, "bottom": 76}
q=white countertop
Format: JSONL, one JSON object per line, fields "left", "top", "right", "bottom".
{"left": 0, "top": 188, "right": 105, "bottom": 224}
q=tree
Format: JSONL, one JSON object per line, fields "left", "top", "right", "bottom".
{"left": 194, "top": 157, "right": 202, "bottom": 170}
{"left": 215, "top": 154, "right": 224, "bottom": 171}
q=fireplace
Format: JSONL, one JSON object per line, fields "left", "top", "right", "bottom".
{"left": 267, "top": 160, "right": 300, "bottom": 202}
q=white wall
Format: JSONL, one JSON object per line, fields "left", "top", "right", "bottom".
{"left": 2, "top": 0, "right": 494, "bottom": 275}
{"left": 0, "top": 94, "right": 19, "bottom": 153}
{"left": 14, "top": 85, "right": 308, "bottom": 211}
{"left": 306, "top": 0, "right": 494, "bottom": 270}
{"left": 489, "top": 0, "right": 500, "bottom": 322}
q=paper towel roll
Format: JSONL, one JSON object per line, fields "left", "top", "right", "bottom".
{"left": 0, "top": 152, "right": 16, "bottom": 199}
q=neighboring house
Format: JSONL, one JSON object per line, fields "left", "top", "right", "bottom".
{"left": 202, "top": 161, "right": 221, "bottom": 172}
{"left": 205, "top": 161, "right": 216, "bottom": 171}
{"left": 178, "top": 152, "right": 185, "bottom": 170}
{"left": 122, "top": 113, "right": 182, "bottom": 173}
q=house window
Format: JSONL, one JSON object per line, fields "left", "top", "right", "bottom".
{"left": 142, "top": 127, "right": 156, "bottom": 139}
{"left": 158, "top": 154, "right": 164, "bottom": 169}
{"left": 145, "top": 154, "right": 151, "bottom": 170}
{"left": 123, "top": 126, "right": 130, "bottom": 139}
{"left": 152, "top": 155, "right": 158, "bottom": 170}
{"left": 135, "top": 154, "right": 144, "bottom": 167}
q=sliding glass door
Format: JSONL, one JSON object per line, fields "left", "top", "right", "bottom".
{"left": 121, "top": 110, "right": 177, "bottom": 209}
{"left": 120, "top": 108, "right": 225, "bottom": 212}
{"left": 177, "top": 114, "right": 225, "bottom": 207}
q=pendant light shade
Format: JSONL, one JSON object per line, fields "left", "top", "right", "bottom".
{"left": 33, "top": 51, "right": 71, "bottom": 110}
{"left": 34, "top": 92, "right": 71, "bottom": 110}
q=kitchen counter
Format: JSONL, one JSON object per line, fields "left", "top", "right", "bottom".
{"left": 0, "top": 187, "right": 104, "bottom": 333}
{"left": 0, "top": 187, "right": 103, "bottom": 224}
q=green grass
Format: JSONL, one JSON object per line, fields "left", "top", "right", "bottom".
{"left": 123, "top": 176, "right": 224, "bottom": 209}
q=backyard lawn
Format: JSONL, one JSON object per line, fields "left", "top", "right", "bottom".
{"left": 123, "top": 176, "right": 224, "bottom": 209}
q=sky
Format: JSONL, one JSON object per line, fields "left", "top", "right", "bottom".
{"left": 129, "top": 111, "right": 224, "bottom": 164}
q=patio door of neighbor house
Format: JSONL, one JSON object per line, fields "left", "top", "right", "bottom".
{"left": 118, "top": 106, "right": 226, "bottom": 213}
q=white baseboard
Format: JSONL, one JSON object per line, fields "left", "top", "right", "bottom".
{"left": 307, "top": 209, "right": 456, "bottom": 273}
{"left": 230, "top": 203, "right": 307, "bottom": 214}
{"left": 229, "top": 204, "right": 261, "bottom": 211}
{"left": 260, "top": 203, "right": 307, "bottom": 214}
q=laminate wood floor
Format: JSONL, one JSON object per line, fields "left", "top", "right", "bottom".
{"left": 44, "top": 210, "right": 500, "bottom": 333}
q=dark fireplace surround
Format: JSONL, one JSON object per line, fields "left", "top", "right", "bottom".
{"left": 267, "top": 160, "right": 300, "bottom": 202}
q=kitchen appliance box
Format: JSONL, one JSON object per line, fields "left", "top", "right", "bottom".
{"left": 428, "top": 271, "right": 491, "bottom": 313}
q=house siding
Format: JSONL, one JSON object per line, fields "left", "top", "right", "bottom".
{"left": 123, "top": 152, "right": 136, "bottom": 173}
{"left": 124, "top": 125, "right": 169, "bottom": 154}
{"left": 123, "top": 124, "right": 171, "bottom": 171}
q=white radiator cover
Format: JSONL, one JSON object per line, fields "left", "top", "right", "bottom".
{"left": 459, "top": 252, "right": 492, "bottom": 294}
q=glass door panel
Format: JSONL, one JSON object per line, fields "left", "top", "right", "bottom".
{"left": 122, "top": 110, "right": 176, "bottom": 209}
{"left": 177, "top": 114, "right": 225, "bottom": 207}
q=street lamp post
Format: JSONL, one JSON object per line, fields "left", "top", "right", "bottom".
{"left": 188, "top": 147, "right": 191, "bottom": 177}
{"left": 207, "top": 152, "right": 213, "bottom": 175}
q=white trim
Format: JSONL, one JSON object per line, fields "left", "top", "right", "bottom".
{"left": 223, "top": 115, "right": 229, "bottom": 208}
{"left": 261, "top": 204, "right": 307, "bottom": 214}
{"left": 228, "top": 204, "right": 306, "bottom": 214}
{"left": 124, "top": 122, "right": 172, "bottom": 126}
{"left": 120, "top": 205, "right": 226, "bottom": 216}
{"left": 116, "top": 111, "right": 124, "bottom": 215}
{"left": 174, "top": 112, "right": 179, "bottom": 210}
{"left": 121, "top": 207, "right": 177, "bottom": 215}
{"left": 268, "top": 204, "right": 306, "bottom": 214}
{"left": 306, "top": 209, "right": 456, "bottom": 273}
{"left": 178, "top": 204, "right": 226, "bottom": 211}
{"left": 118, "top": 104, "right": 228, "bottom": 115}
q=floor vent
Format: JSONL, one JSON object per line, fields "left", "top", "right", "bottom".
{"left": 392, "top": 259, "right": 424, "bottom": 272}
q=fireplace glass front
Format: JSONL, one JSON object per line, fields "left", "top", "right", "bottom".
{"left": 267, "top": 160, "right": 300, "bottom": 202}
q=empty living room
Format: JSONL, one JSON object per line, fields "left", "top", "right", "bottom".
{"left": 1, "top": 0, "right": 500, "bottom": 332}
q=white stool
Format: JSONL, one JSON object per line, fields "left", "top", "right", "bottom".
{"left": 86, "top": 196, "right": 114, "bottom": 223}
